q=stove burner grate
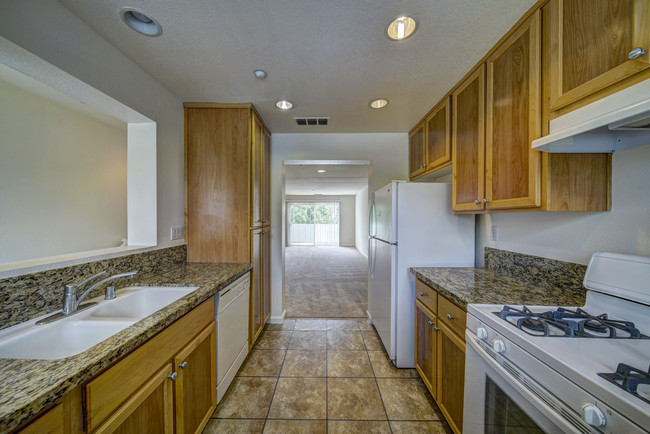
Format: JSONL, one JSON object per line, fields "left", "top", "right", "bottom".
{"left": 598, "top": 363, "right": 650, "bottom": 405}
{"left": 493, "top": 306, "right": 648, "bottom": 339}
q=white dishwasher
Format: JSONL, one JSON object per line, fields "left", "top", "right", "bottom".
{"left": 215, "top": 273, "right": 250, "bottom": 403}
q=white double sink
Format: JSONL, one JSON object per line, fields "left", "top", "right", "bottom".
{"left": 0, "top": 286, "right": 199, "bottom": 360}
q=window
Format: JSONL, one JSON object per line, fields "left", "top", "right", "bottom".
{"left": 288, "top": 202, "right": 340, "bottom": 246}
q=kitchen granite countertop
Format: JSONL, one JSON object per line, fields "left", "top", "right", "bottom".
{"left": 410, "top": 267, "right": 586, "bottom": 310}
{"left": 0, "top": 261, "right": 251, "bottom": 433}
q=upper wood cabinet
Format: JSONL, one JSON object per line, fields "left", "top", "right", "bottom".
{"left": 549, "top": 0, "right": 650, "bottom": 112}
{"left": 409, "top": 98, "right": 453, "bottom": 181}
{"left": 408, "top": 122, "right": 426, "bottom": 179}
{"left": 425, "top": 97, "right": 452, "bottom": 173}
{"left": 452, "top": 65, "right": 485, "bottom": 212}
{"left": 486, "top": 10, "right": 541, "bottom": 210}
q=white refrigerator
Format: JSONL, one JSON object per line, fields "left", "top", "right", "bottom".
{"left": 368, "top": 181, "right": 474, "bottom": 368}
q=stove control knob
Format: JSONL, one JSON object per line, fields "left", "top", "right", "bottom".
{"left": 477, "top": 327, "right": 488, "bottom": 340}
{"left": 492, "top": 339, "right": 506, "bottom": 353}
{"left": 581, "top": 404, "right": 606, "bottom": 427}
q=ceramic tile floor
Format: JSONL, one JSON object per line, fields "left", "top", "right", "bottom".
{"left": 203, "top": 318, "right": 452, "bottom": 434}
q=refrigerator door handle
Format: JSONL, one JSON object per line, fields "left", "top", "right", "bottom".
{"left": 370, "top": 238, "right": 376, "bottom": 278}
{"left": 368, "top": 201, "right": 376, "bottom": 238}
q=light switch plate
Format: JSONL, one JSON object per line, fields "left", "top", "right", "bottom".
{"left": 490, "top": 225, "right": 498, "bottom": 241}
{"left": 170, "top": 226, "right": 184, "bottom": 240}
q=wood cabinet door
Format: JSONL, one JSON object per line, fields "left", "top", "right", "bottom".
{"left": 262, "top": 129, "right": 271, "bottom": 225}
{"left": 550, "top": 0, "right": 650, "bottom": 111}
{"left": 414, "top": 299, "right": 437, "bottom": 399}
{"left": 486, "top": 10, "right": 541, "bottom": 210}
{"left": 93, "top": 365, "right": 174, "bottom": 434}
{"left": 452, "top": 65, "right": 485, "bottom": 212}
{"left": 17, "top": 403, "right": 63, "bottom": 434}
{"left": 409, "top": 122, "right": 426, "bottom": 179}
{"left": 251, "top": 113, "right": 263, "bottom": 227}
{"left": 250, "top": 229, "right": 263, "bottom": 347}
{"left": 437, "top": 323, "right": 466, "bottom": 434}
{"left": 174, "top": 323, "right": 216, "bottom": 434}
{"left": 185, "top": 108, "right": 250, "bottom": 262}
{"left": 425, "top": 97, "right": 452, "bottom": 172}
{"left": 261, "top": 229, "right": 271, "bottom": 323}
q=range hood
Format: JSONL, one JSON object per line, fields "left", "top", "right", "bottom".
{"left": 532, "top": 79, "right": 650, "bottom": 153}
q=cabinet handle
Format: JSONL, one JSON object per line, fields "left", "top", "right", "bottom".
{"left": 421, "top": 164, "right": 426, "bottom": 169}
{"left": 628, "top": 47, "right": 647, "bottom": 60}
{"left": 447, "top": 314, "right": 455, "bottom": 320}
{"left": 482, "top": 199, "right": 489, "bottom": 204}
{"left": 433, "top": 326, "right": 440, "bottom": 331}
{"left": 262, "top": 219, "right": 268, "bottom": 223}
{"left": 419, "top": 292, "right": 425, "bottom": 296}
{"left": 428, "top": 320, "right": 434, "bottom": 326}
{"left": 474, "top": 200, "right": 481, "bottom": 205}
{"left": 179, "top": 361, "right": 188, "bottom": 369}
{"left": 168, "top": 372, "right": 178, "bottom": 381}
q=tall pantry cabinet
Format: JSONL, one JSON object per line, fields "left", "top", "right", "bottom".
{"left": 184, "top": 103, "right": 271, "bottom": 347}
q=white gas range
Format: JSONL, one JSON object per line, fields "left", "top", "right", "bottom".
{"left": 463, "top": 252, "right": 650, "bottom": 433}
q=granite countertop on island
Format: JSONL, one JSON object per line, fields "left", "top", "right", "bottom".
{"left": 410, "top": 248, "right": 588, "bottom": 310}
{"left": 0, "top": 261, "right": 251, "bottom": 433}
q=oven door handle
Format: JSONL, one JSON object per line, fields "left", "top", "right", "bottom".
{"left": 466, "top": 331, "right": 591, "bottom": 434}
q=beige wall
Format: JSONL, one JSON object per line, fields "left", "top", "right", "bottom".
{"left": 476, "top": 143, "right": 650, "bottom": 266}
{"left": 0, "top": 0, "right": 185, "bottom": 261}
{"left": 355, "top": 186, "right": 369, "bottom": 256}
{"left": 0, "top": 79, "right": 127, "bottom": 263}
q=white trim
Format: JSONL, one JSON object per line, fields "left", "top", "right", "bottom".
{"left": 268, "top": 309, "right": 286, "bottom": 324}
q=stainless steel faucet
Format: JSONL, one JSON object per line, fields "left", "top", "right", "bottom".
{"left": 62, "top": 271, "right": 138, "bottom": 315}
{"left": 37, "top": 270, "right": 138, "bottom": 325}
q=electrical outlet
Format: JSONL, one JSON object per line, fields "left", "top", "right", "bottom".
{"left": 170, "top": 225, "right": 184, "bottom": 240}
{"left": 490, "top": 225, "right": 498, "bottom": 241}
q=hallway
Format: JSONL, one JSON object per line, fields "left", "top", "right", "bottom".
{"left": 285, "top": 246, "right": 368, "bottom": 318}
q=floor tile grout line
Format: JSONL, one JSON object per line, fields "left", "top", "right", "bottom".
{"left": 366, "top": 343, "right": 394, "bottom": 434}
{"left": 260, "top": 323, "right": 293, "bottom": 431}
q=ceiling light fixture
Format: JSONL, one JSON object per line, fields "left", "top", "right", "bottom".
{"left": 119, "top": 8, "right": 162, "bottom": 37}
{"left": 386, "top": 14, "right": 418, "bottom": 41}
{"left": 276, "top": 100, "right": 293, "bottom": 110}
{"left": 254, "top": 70, "right": 267, "bottom": 79}
{"left": 369, "top": 98, "right": 389, "bottom": 109}
{"left": 318, "top": 169, "right": 327, "bottom": 173}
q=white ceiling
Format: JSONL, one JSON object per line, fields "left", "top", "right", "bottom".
{"left": 56, "top": 0, "right": 536, "bottom": 134}
{"left": 285, "top": 164, "right": 369, "bottom": 196}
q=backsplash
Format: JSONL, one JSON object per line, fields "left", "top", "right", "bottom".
{"left": 0, "top": 245, "right": 187, "bottom": 331}
{"left": 484, "top": 247, "right": 587, "bottom": 300}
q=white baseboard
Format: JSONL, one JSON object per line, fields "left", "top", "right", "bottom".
{"left": 366, "top": 310, "right": 372, "bottom": 322}
{"left": 268, "top": 309, "right": 286, "bottom": 324}
{"left": 356, "top": 247, "right": 368, "bottom": 259}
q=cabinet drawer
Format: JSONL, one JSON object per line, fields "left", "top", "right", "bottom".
{"left": 17, "top": 403, "right": 63, "bottom": 434}
{"left": 438, "top": 296, "right": 466, "bottom": 339}
{"left": 415, "top": 279, "right": 437, "bottom": 314}
{"left": 84, "top": 298, "right": 214, "bottom": 432}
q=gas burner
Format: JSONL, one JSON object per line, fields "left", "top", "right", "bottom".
{"left": 598, "top": 363, "right": 650, "bottom": 405}
{"left": 493, "top": 306, "right": 649, "bottom": 339}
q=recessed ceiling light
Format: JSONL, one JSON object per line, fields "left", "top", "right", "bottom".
{"left": 318, "top": 169, "right": 327, "bottom": 173}
{"left": 276, "top": 100, "right": 293, "bottom": 110}
{"left": 119, "top": 8, "right": 162, "bottom": 37}
{"left": 386, "top": 15, "right": 418, "bottom": 41}
{"left": 254, "top": 70, "right": 267, "bottom": 79}
{"left": 369, "top": 98, "right": 389, "bottom": 109}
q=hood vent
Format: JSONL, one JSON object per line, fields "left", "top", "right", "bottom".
{"left": 532, "top": 79, "right": 650, "bottom": 153}
{"left": 294, "top": 117, "right": 330, "bottom": 126}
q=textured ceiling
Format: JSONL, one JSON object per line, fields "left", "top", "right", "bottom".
{"left": 285, "top": 164, "right": 368, "bottom": 195}
{"left": 57, "top": 0, "right": 537, "bottom": 133}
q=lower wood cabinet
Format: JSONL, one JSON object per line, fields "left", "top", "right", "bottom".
{"left": 16, "top": 402, "right": 64, "bottom": 434}
{"left": 250, "top": 227, "right": 270, "bottom": 348}
{"left": 414, "top": 279, "right": 466, "bottom": 434}
{"left": 84, "top": 301, "right": 215, "bottom": 434}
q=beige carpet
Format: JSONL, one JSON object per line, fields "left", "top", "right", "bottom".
{"left": 284, "top": 246, "right": 368, "bottom": 318}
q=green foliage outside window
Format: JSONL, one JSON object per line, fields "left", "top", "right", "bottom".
{"left": 290, "top": 203, "right": 338, "bottom": 224}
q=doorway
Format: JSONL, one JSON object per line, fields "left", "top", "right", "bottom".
{"left": 282, "top": 161, "right": 370, "bottom": 318}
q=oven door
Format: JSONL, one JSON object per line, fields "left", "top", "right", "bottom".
{"left": 463, "top": 330, "right": 589, "bottom": 434}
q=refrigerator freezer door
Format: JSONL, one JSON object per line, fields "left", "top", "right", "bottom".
{"left": 374, "top": 183, "right": 393, "bottom": 243}
{"left": 369, "top": 237, "right": 395, "bottom": 360}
